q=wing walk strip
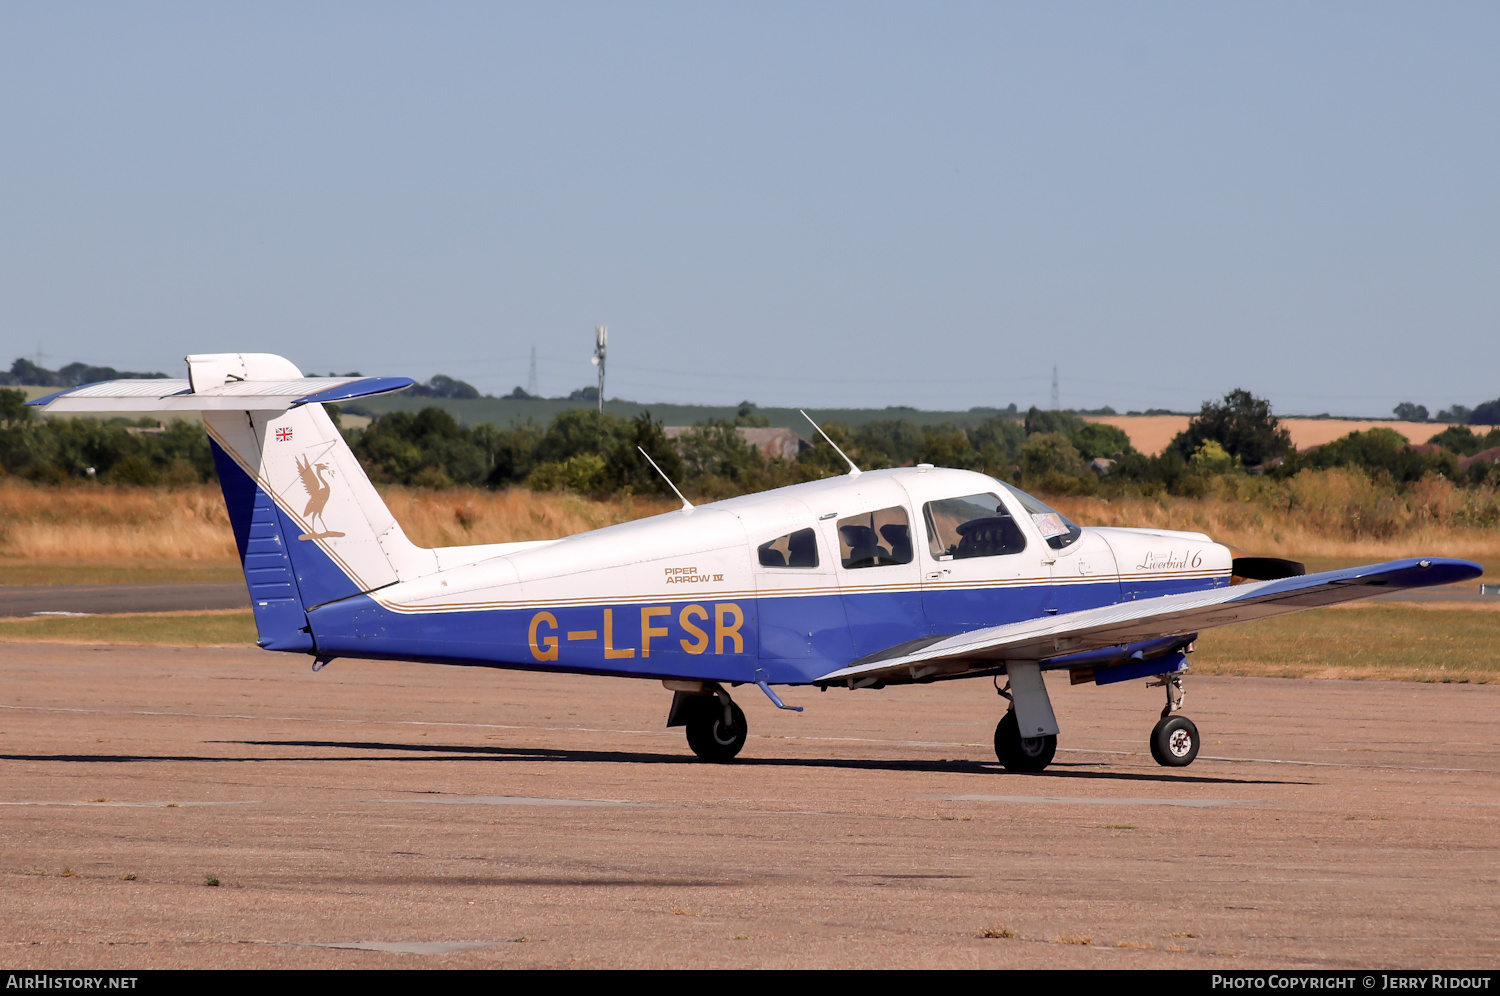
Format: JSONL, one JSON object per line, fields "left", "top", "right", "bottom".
{"left": 1, "top": 702, "right": 1491, "bottom": 775}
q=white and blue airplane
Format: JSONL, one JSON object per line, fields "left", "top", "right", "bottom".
{"left": 33, "top": 353, "right": 1482, "bottom": 771}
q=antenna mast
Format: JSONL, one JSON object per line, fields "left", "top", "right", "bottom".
{"left": 800, "top": 410, "right": 860, "bottom": 476}
{"left": 638, "top": 446, "right": 693, "bottom": 512}
{"left": 1051, "top": 364, "right": 1060, "bottom": 410}
{"left": 591, "top": 326, "right": 608, "bottom": 414}
{"left": 527, "top": 346, "right": 537, "bottom": 397}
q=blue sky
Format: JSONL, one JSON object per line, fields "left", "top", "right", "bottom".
{"left": 1, "top": 2, "right": 1496, "bottom": 414}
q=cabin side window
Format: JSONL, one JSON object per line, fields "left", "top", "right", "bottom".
{"left": 1001, "top": 483, "right": 1083, "bottom": 550}
{"left": 757, "top": 527, "right": 819, "bottom": 568}
{"left": 836, "top": 507, "right": 914, "bottom": 569}
{"left": 923, "top": 493, "right": 1028, "bottom": 560}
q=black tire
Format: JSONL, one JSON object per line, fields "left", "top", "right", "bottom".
{"left": 685, "top": 699, "right": 748, "bottom": 762}
{"left": 993, "top": 710, "right": 1056, "bottom": 772}
{"left": 1150, "top": 715, "right": 1200, "bottom": 767}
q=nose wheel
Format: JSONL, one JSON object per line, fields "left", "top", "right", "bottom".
{"left": 1147, "top": 671, "right": 1199, "bottom": 767}
{"left": 1149, "top": 715, "right": 1199, "bottom": 766}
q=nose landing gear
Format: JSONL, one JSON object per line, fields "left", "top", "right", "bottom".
{"left": 1147, "top": 672, "right": 1199, "bottom": 767}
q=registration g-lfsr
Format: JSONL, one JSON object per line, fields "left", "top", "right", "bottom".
{"left": 32, "top": 354, "right": 1481, "bottom": 771}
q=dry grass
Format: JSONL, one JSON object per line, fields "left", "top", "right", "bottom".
{"left": 380, "top": 487, "right": 677, "bottom": 548}
{"left": 0, "top": 479, "right": 677, "bottom": 569}
{"left": 1047, "top": 471, "right": 1500, "bottom": 568}
{"left": 0, "top": 473, "right": 1494, "bottom": 581}
{"left": 0, "top": 480, "right": 238, "bottom": 562}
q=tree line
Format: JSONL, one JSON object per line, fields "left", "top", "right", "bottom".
{"left": 5, "top": 384, "right": 1500, "bottom": 499}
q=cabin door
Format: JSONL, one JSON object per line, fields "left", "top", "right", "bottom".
{"left": 918, "top": 489, "right": 1055, "bottom": 632}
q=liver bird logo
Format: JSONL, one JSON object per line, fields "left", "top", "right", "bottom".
{"left": 295, "top": 454, "right": 346, "bottom": 541}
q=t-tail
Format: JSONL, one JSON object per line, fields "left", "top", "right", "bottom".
{"left": 30, "top": 353, "right": 424, "bottom": 652}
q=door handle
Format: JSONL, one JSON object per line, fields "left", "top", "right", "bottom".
{"left": 925, "top": 570, "right": 949, "bottom": 579}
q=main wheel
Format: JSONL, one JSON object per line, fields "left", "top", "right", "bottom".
{"left": 685, "top": 699, "right": 748, "bottom": 762}
{"left": 1149, "top": 715, "right": 1200, "bottom": 767}
{"left": 994, "top": 710, "right": 1056, "bottom": 772}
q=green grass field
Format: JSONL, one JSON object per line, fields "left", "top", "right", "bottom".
{"left": 0, "top": 609, "right": 256, "bottom": 646}
{"left": 1193, "top": 603, "right": 1500, "bottom": 683}
{"left": 0, "top": 603, "right": 1494, "bottom": 684}
{"left": 0, "top": 559, "right": 243, "bottom": 586}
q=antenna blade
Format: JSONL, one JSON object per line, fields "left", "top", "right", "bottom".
{"left": 800, "top": 410, "right": 860, "bottom": 476}
{"left": 637, "top": 446, "right": 693, "bottom": 512}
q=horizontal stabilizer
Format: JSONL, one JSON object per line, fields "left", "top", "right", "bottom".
{"left": 30, "top": 376, "right": 413, "bottom": 412}
{"left": 817, "top": 557, "right": 1482, "bottom": 686}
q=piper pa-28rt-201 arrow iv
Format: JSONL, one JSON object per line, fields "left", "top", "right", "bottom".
{"left": 33, "top": 353, "right": 1482, "bottom": 771}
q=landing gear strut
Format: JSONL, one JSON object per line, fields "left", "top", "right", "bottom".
{"left": 991, "top": 672, "right": 1058, "bottom": 772}
{"left": 1147, "top": 672, "right": 1199, "bottom": 767}
{"left": 666, "top": 683, "right": 748, "bottom": 762}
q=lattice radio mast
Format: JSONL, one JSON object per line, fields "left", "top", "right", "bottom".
{"left": 1051, "top": 364, "right": 1060, "bottom": 410}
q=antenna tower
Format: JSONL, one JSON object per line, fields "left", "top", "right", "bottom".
{"left": 527, "top": 346, "right": 537, "bottom": 397}
{"left": 1051, "top": 364, "right": 1060, "bottom": 410}
{"left": 591, "top": 326, "right": 608, "bottom": 414}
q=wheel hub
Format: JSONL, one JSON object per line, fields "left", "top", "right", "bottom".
{"left": 1168, "top": 729, "right": 1193, "bottom": 757}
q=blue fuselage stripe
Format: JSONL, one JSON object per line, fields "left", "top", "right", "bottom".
{"left": 305, "top": 575, "right": 1226, "bottom": 685}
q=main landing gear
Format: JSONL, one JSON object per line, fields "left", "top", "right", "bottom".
{"left": 991, "top": 663, "right": 1060, "bottom": 773}
{"left": 993, "top": 709, "right": 1056, "bottom": 772}
{"left": 666, "top": 682, "right": 748, "bottom": 762}
{"left": 1147, "top": 672, "right": 1199, "bottom": 767}
{"left": 989, "top": 662, "right": 1202, "bottom": 772}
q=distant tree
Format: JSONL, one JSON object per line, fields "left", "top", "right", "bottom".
{"left": 1069, "top": 422, "right": 1135, "bottom": 461}
{"left": 1426, "top": 425, "right": 1485, "bottom": 456}
{"left": 732, "top": 401, "right": 771, "bottom": 428}
{"left": 1169, "top": 389, "right": 1291, "bottom": 468}
{"left": 408, "top": 374, "right": 481, "bottom": 400}
{"left": 967, "top": 417, "right": 1027, "bottom": 469}
{"left": 1435, "top": 404, "right": 1472, "bottom": 423}
{"left": 0, "top": 358, "right": 167, "bottom": 387}
{"left": 0, "top": 388, "right": 31, "bottom": 426}
{"left": 1188, "top": 439, "right": 1239, "bottom": 475}
{"left": 915, "top": 426, "right": 978, "bottom": 470}
{"left": 1393, "top": 402, "right": 1429, "bottom": 422}
{"left": 1292, "top": 428, "right": 1459, "bottom": 482}
{"left": 675, "top": 421, "right": 760, "bottom": 488}
{"left": 503, "top": 386, "right": 538, "bottom": 400}
{"left": 567, "top": 386, "right": 600, "bottom": 402}
{"left": 1469, "top": 398, "right": 1500, "bottom": 425}
{"left": 1019, "top": 432, "right": 1086, "bottom": 478}
{"left": 1023, "top": 407, "right": 1085, "bottom": 437}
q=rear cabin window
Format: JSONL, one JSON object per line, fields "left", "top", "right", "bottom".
{"left": 923, "top": 493, "right": 1027, "bottom": 560}
{"left": 836, "top": 506, "right": 914, "bottom": 569}
{"left": 757, "top": 527, "right": 819, "bottom": 568}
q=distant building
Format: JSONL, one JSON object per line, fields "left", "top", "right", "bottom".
{"left": 1460, "top": 447, "right": 1500, "bottom": 473}
{"left": 664, "top": 426, "right": 811, "bottom": 461}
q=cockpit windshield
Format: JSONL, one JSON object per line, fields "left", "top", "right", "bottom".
{"left": 1001, "top": 483, "right": 1083, "bottom": 550}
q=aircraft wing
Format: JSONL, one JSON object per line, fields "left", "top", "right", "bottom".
{"left": 815, "top": 557, "right": 1481, "bottom": 686}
